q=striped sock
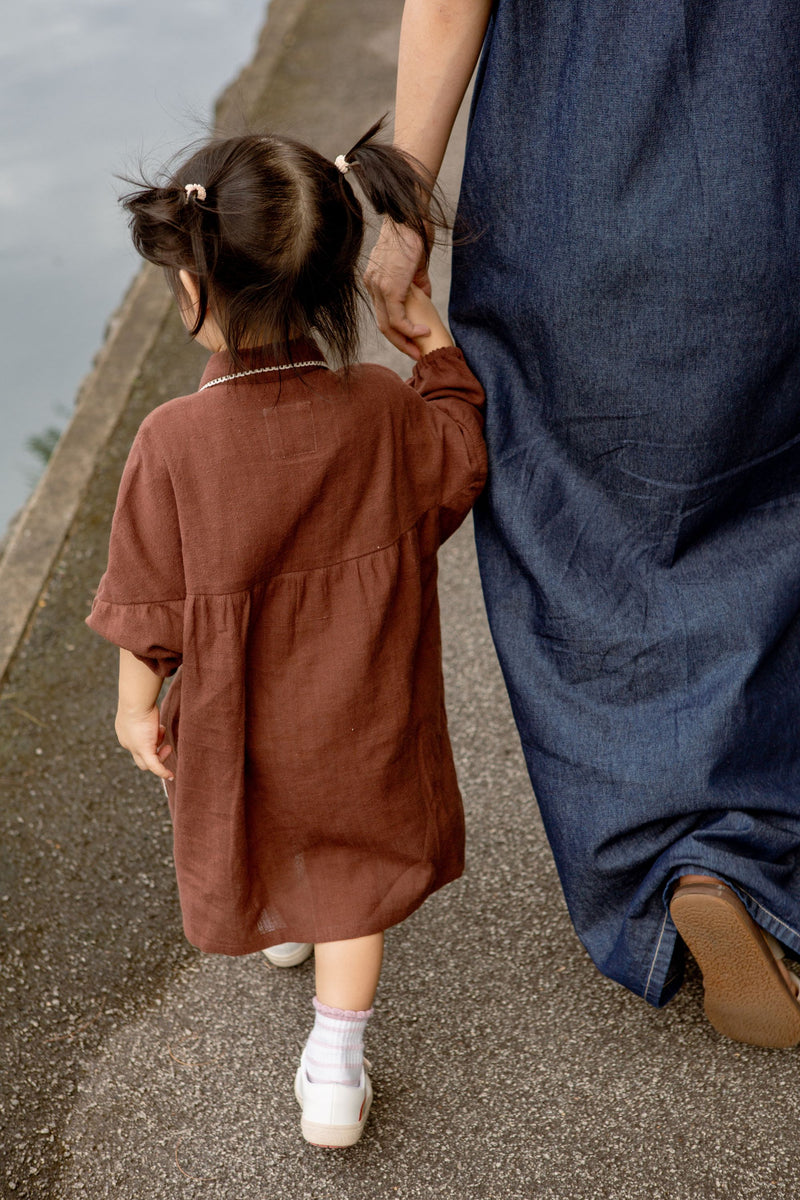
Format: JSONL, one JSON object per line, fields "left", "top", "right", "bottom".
{"left": 304, "top": 997, "right": 372, "bottom": 1088}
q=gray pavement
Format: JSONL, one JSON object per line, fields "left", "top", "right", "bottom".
{"left": 2, "top": 2, "right": 799, "bottom": 1197}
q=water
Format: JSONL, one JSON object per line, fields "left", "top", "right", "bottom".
{"left": 0, "top": 0, "right": 270, "bottom": 536}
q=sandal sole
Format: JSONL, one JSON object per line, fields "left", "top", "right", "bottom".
{"left": 670, "top": 882, "right": 800, "bottom": 1048}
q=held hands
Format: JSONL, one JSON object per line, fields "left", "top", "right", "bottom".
{"left": 364, "top": 220, "right": 432, "bottom": 359}
{"left": 115, "top": 704, "right": 174, "bottom": 781}
{"left": 404, "top": 284, "right": 454, "bottom": 357}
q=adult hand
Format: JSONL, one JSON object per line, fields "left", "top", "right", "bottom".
{"left": 365, "top": 220, "right": 430, "bottom": 359}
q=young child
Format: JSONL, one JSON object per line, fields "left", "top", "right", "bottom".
{"left": 87, "top": 121, "right": 486, "bottom": 1148}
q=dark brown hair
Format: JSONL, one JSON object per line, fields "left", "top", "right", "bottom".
{"left": 120, "top": 119, "right": 445, "bottom": 368}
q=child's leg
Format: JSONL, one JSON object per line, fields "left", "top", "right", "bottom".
{"left": 303, "top": 933, "right": 383, "bottom": 1089}
{"left": 314, "top": 932, "right": 384, "bottom": 1010}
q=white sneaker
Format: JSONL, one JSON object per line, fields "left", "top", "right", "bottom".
{"left": 262, "top": 942, "right": 314, "bottom": 968}
{"left": 294, "top": 1048, "right": 373, "bottom": 1147}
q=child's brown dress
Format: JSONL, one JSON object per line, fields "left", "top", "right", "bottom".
{"left": 87, "top": 341, "right": 486, "bottom": 954}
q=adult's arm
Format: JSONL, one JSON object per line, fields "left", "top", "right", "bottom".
{"left": 365, "top": 0, "right": 493, "bottom": 357}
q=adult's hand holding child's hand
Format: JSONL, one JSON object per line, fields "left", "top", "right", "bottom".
{"left": 365, "top": 220, "right": 431, "bottom": 359}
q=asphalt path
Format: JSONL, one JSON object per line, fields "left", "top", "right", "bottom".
{"left": 2, "top": 1, "right": 799, "bottom": 1196}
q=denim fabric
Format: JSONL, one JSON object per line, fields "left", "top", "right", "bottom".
{"left": 450, "top": 0, "right": 800, "bottom": 1005}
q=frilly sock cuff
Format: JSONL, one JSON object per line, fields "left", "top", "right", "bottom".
{"left": 312, "top": 996, "right": 374, "bottom": 1021}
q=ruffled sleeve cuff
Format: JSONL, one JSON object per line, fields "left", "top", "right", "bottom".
{"left": 411, "top": 344, "right": 466, "bottom": 379}
{"left": 86, "top": 597, "right": 184, "bottom": 678}
{"left": 408, "top": 346, "right": 485, "bottom": 415}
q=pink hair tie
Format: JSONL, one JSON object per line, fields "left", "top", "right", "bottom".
{"left": 334, "top": 155, "right": 351, "bottom": 175}
{"left": 184, "top": 183, "right": 207, "bottom": 201}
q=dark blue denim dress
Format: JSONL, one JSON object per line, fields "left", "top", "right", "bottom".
{"left": 450, "top": 0, "right": 800, "bottom": 1005}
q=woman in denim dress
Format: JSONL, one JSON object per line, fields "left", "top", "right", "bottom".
{"left": 367, "top": 0, "right": 800, "bottom": 1047}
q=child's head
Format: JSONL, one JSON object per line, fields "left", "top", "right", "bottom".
{"left": 122, "top": 120, "right": 442, "bottom": 367}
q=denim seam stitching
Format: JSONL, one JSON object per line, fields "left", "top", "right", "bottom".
{"left": 644, "top": 907, "right": 671, "bottom": 1003}
{"left": 739, "top": 888, "right": 800, "bottom": 945}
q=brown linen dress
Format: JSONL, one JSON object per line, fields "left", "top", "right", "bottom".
{"left": 87, "top": 339, "right": 486, "bottom": 954}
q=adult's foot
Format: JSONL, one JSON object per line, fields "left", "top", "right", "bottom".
{"left": 671, "top": 876, "right": 800, "bottom": 1047}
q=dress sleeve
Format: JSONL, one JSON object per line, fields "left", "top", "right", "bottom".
{"left": 407, "top": 345, "right": 488, "bottom": 543}
{"left": 86, "top": 421, "right": 184, "bottom": 677}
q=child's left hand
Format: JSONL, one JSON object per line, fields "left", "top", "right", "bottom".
{"left": 115, "top": 648, "right": 175, "bottom": 780}
{"left": 115, "top": 704, "right": 174, "bottom": 779}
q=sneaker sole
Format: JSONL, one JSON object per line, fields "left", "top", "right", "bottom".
{"left": 294, "top": 1077, "right": 372, "bottom": 1148}
{"left": 670, "top": 882, "right": 800, "bottom": 1048}
{"left": 262, "top": 944, "right": 314, "bottom": 968}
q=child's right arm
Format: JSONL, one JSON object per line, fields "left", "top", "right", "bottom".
{"left": 401, "top": 304, "right": 488, "bottom": 544}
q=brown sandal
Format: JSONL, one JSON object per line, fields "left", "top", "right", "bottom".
{"left": 670, "top": 881, "right": 800, "bottom": 1048}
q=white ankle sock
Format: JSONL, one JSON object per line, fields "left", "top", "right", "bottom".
{"left": 304, "top": 997, "right": 372, "bottom": 1088}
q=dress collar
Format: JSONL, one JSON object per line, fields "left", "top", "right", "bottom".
{"left": 198, "top": 339, "right": 328, "bottom": 391}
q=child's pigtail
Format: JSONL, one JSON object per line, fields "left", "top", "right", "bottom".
{"left": 180, "top": 183, "right": 216, "bottom": 338}
{"left": 338, "top": 118, "right": 448, "bottom": 259}
{"left": 121, "top": 176, "right": 220, "bottom": 339}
